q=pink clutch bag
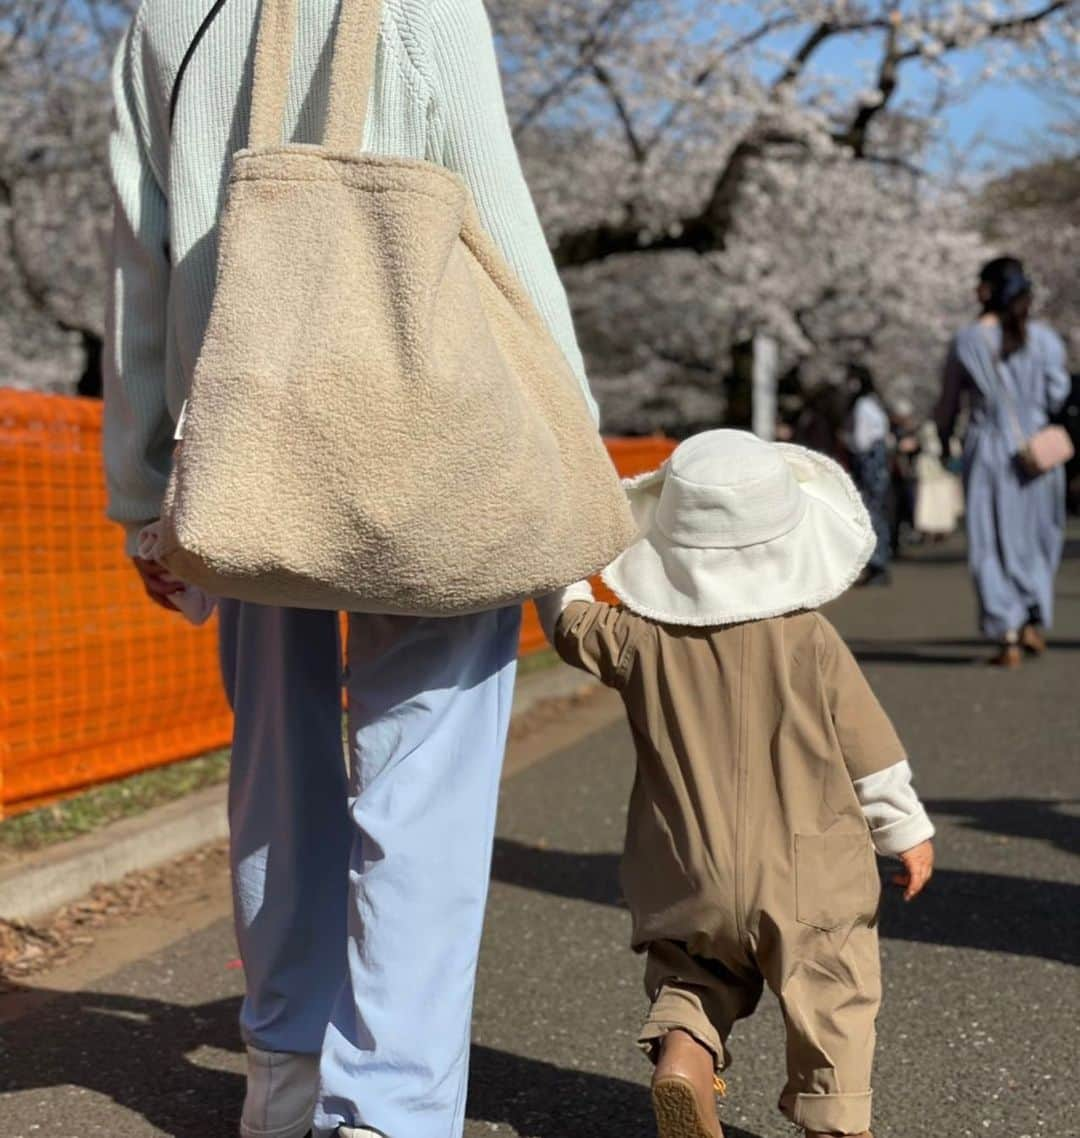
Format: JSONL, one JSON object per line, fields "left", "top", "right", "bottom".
{"left": 988, "top": 333, "right": 1074, "bottom": 477}
{"left": 1019, "top": 424, "right": 1075, "bottom": 476}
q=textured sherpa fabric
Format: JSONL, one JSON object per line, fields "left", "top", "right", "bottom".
{"left": 159, "top": 0, "right": 636, "bottom": 614}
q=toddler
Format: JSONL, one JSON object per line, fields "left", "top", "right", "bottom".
{"left": 538, "top": 430, "right": 934, "bottom": 1138}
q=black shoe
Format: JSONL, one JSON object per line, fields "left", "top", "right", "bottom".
{"left": 858, "top": 566, "right": 892, "bottom": 587}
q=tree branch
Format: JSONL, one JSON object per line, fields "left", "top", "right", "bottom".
{"left": 773, "top": 22, "right": 838, "bottom": 90}
{"left": 591, "top": 62, "right": 646, "bottom": 163}
{"left": 838, "top": 15, "right": 901, "bottom": 157}
{"left": 509, "top": 0, "right": 637, "bottom": 133}
{"left": 553, "top": 123, "right": 808, "bottom": 267}
{"left": 897, "top": 0, "right": 1071, "bottom": 61}
{"left": 836, "top": 0, "right": 1069, "bottom": 156}
{"left": 643, "top": 13, "right": 804, "bottom": 150}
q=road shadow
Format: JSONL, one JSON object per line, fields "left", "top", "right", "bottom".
{"left": 849, "top": 636, "right": 1080, "bottom": 665}
{"left": 493, "top": 836, "right": 625, "bottom": 907}
{"left": 924, "top": 797, "right": 1079, "bottom": 857}
{"left": 902, "top": 547, "right": 968, "bottom": 566}
{"left": 0, "top": 989, "right": 244, "bottom": 1136}
{"left": 878, "top": 867, "right": 1079, "bottom": 965}
{"left": 492, "top": 839, "right": 1079, "bottom": 966}
{"left": 0, "top": 985, "right": 764, "bottom": 1138}
{"left": 901, "top": 533, "right": 1080, "bottom": 563}
{"left": 850, "top": 639, "right": 986, "bottom": 666}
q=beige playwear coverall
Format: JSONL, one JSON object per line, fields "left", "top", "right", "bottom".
{"left": 554, "top": 603, "right": 905, "bottom": 1136}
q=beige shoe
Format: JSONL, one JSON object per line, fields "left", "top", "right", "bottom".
{"left": 241, "top": 1046, "right": 319, "bottom": 1138}
{"left": 650, "top": 1029, "right": 724, "bottom": 1138}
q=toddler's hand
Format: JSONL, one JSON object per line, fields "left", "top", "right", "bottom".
{"left": 892, "top": 839, "right": 934, "bottom": 901}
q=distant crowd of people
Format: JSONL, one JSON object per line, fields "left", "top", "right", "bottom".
{"left": 779, "top": 366, "right": 965, "bottom": 587}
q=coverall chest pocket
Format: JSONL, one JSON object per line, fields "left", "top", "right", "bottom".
{"left": 794, "top": 832, "right": 879, "bottom": 932}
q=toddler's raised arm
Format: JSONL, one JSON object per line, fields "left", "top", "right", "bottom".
{"left": 535, "top": 583, "right": 642, "bottom": 689}
{"left": 535, "top": 582, "right": 597, "bottom": 643}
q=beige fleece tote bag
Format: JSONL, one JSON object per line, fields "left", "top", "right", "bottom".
{"left": 159, "top": 0, "right": 636, "bottom": 614}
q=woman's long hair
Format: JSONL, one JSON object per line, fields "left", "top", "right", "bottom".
{"left": 846, "top": 362, "right": 877, "bottom": 413}
{"left": 979, "top": 256, "right": 1032, "bottom": 357}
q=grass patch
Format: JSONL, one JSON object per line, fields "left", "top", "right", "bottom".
{"left": 517, "top": 648, "right": 560, "bottom": 677}
{"left": 1, "top": 651, "right": 562, "bottom": 856}
{"left": 0, "top": 750, "right": 231, "bottom": 855}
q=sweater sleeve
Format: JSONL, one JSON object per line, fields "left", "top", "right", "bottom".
{"left": 1039, "top": 324, "right": 1071, "bottom": 415}
{"left": 426, "top": 0, "right": 597, "bottom": 423}
{"left": 103, "top": 15, "right": 174, "bottom": 556}
{"left": 853, "top": 759, "right": 935, "bottom": 857}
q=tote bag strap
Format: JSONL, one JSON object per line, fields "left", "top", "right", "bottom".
{"left": 248, "top": 0, "right": 382, "bottom": 152}
{"left": 981, "top": 328, "right": 1027, "bottom": 452}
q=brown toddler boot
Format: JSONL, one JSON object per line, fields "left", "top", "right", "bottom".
{"left": 651, "top": 1029, "right": 724, "bottom": 1138}
{"left": 804, "top": 1132, "right": 873, "bottom": 1137}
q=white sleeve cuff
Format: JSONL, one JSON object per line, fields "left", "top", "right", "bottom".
{"left": 124, "top": 521, "right": 152, "bottom": 558}
{"left": 535, "top": 581, "right": 595, "bottom": 643}
{"left": 854, "top": 759, "right": 935, "bottom": 857}
{"left": 869, "top": 809, "right": 935, "bottom": 857}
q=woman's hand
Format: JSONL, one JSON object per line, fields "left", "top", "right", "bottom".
{"left": 132, "top": 556, "right": 184, "bottom": 611}
{"left": 892, "top": 839, "right": 934, "bottom": 902}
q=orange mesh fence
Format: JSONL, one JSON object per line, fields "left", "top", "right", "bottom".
{"left": 0, "top": 390, "right": 673, "bottom": 816}
{"left": 0, "top": 391, "right": 233, "bottom": 816}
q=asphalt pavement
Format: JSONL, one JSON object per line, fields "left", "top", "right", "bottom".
{"left": 1, "top": 528, "right": 1077, "bottom": 1138}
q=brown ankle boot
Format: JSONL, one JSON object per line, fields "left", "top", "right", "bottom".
{"left": 651, "top": 1029, "right": 724, "bottom": 1138}
{"left": 988, "top": 642, "right": 1022, "bottom": 669}
{"left": 1021, "top": 624, "right": 1047, "bottom": 656}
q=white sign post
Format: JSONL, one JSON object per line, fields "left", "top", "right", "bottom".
{"left": 752, "top": 334, "right": 779, "bottom": 441}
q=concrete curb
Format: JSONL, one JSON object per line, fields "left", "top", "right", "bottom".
{"left": 0, "top": 784, "right": 229, "bottom": 923}
{"left": 0, "top": 663, "right": 601, "bottom": 924}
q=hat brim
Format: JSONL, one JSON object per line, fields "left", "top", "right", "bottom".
{"left": 601, "top": 444, "right": 875, "bottom": 626}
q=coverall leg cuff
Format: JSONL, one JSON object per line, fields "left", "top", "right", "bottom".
{"left": 638, "top": 1019, "right": 726, "bottom": 1074}
{"left": 781, "top": 1089, "right": 873, "bottom": 1134}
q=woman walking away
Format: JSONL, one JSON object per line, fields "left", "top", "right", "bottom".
{"left": 103, "top": 2, "right": 601, "bottom": 1136}
{"left": 845, "top": 365, "right": 892, "bottom": 586}
{"left": 936, "top": 256, "right": 1071, "bottom": 668}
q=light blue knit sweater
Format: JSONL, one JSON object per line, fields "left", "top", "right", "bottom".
{"left": 104, "top": 0, "right": 595, "bottom": 553}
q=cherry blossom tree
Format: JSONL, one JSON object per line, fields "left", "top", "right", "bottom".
{"left": 492, "top": 0, "right": 1076, "bottom": 262}
{"left": 490, "top": 0, "right": 1076, "bottom": 428}
{"left": 0, "top": 0, "right": 130, "bottom": 392}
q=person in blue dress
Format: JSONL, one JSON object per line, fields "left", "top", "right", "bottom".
{"left": 936, "top": 256, "right": 1071, "bottom": 667}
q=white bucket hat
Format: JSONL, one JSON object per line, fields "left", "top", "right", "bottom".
{"left": 601, "top": 430, "right": 875, "bottom": 627}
